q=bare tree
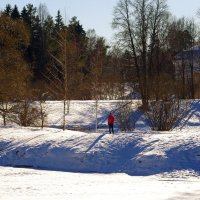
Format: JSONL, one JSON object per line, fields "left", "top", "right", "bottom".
{"left": 112, "top": 0, "right": 169, "bottom": 107}
{"left": 46, "top": 23, "right": 84, "bottom": 130}
{"left": 91, "top": 38, "right": 105, "bottom": 132}
{"left": 45, "top": 28, "right": 69, "bottom": 130}
{"left": 168, "top": 17, "right": 198, "bottom": 99}
{"left": 33, "top": 84, "right": 48, "bottom": 128}
{"left": 37, "top": 3, "right": 49, "bottom": 27}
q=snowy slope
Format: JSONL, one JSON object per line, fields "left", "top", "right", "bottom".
{"left": 0, "top": 100, "right": 200, "bottom": 176}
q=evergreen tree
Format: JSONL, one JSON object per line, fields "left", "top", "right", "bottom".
{"left": 3, "top": 4, "right": 12, "bottom": 16}
{"left": 44, "top": 15, "right": 54, "bottom": 35}
{"left": 31, "top": 15, "right": 43, "bottom": 79}
{"left": 32, "top": 11, "right": 54, "bottom": 81}
{"left": 67, "top": 16, "right": 86, "bottom": 44}
{"left": 11, "top": 5, "right": 20, "bottom": 20}
{"left": 21, "top": 7, "right": 29, "bottom": 25}
{"left": 55, "top": 10, "right": 64, "bottom": 30}
{"left": 66, "top": 17, "right": 89, "bottom": 99}
{"left": 21, "top": 4, "right": 37, "bottom": 28}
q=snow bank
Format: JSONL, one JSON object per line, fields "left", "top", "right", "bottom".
{"left": 0, "top": 127, "right": 200, "bottom": 175}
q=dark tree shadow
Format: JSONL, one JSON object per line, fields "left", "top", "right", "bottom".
{"left": 85, "top": 133, "right": 106, "bottom": 153}
{"left": 179, "top": 100, "right": 200, "bottom": 129}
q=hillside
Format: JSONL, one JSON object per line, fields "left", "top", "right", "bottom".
{"left": 0, "top": 100, "right": 200, "bottom": 175}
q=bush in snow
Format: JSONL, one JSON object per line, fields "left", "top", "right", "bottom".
{"left": 116, "top": 101, "right": 135, "bottom": 131}
{"left": 34, "top": 90, "right": 48, "bottom": 129}
{"left": 145, "top": 98, "right": 190, "bottom": 131}
{"left": 8, "top": 100, "right": 41, "bottom": 127}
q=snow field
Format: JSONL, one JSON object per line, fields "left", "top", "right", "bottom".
{"left": 1, "top": 167, "right": 200, "bottom": 200}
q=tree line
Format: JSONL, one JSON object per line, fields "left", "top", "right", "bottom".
{"left": 0, "top": 3, "right": 129, "bottom": 128}
{"left": 0, "top": 3, "right": 121, "bottom": 100}
{"left": 112, "top": 0, "right": 200, "bottom": 131}
{"left": 0, "top": 1, "right": 200, "bottom": 130}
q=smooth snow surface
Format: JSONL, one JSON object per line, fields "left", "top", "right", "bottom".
{"left": 1, "top": 167, "right": 200, "bottom": 200}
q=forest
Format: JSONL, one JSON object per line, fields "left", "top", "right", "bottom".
{"left": 0, "top": 0, "right": 200, "bottom": 130}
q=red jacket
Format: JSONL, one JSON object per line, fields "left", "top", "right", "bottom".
{"left": 108, "top": 114, "right": 114, "bottom": 124}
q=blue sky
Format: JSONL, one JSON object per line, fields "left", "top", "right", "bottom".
{"left": 1, "top": 0, "right": 200, "bottom": 42}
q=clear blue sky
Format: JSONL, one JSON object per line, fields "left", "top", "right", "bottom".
{"left": 1, "top": 0, "right": 200, "bottom": 42}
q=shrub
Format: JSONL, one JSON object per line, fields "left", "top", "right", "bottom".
{"left": 9, "top": 100, "right": 41, "bottom": 127}
{"left": 116, "top": 101, "right": 135, "bottom": 131}
{"left": 145, "top": 98, "right": 190, "bottom": 131}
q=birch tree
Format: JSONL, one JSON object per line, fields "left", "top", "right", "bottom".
{"left": 46, "top": 27, "right": 70, "bottom": 130}
{"left": 91, "top": 38, "right": 106, "bottom": 131}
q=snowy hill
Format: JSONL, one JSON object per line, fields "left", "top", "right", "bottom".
{"left": 0, "top": 100, "right": 200, "bottom": 176}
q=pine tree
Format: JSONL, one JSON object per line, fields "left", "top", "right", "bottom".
{"left": 67, "top": 16, "right": 86, "bottom": 45}
{"left": 66, "top": 17, "right": 89, "bottom": 99}
{"left": 11, "top": 5, "right": 20, "bottom": 20}
{"left": 55, "top": 10, "right": 64, "bottom": 31}
{"left": 21, "top": 4, "right": 37, "bottom": 28}
{"left": 3, "top": 4, "right": 12, "bottom": 16}
{"left": 21, "top": 7, "right": 29, "bottom": 25}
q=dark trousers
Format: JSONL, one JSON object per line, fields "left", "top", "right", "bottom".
{"left": 108, "top": 123, "right": 114, "bottom": 133}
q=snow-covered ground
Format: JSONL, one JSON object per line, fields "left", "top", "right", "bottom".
{"left": 1, "top": 167, "right": 200, "bottom": 200}
{"left": 1, "top": 100, "right": 200, "bottom": 199}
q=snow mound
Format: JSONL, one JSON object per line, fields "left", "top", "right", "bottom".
{"left": 0, "top": 127, "right": 200, "bottom": 175}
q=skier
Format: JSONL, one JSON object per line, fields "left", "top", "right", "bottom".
{"left": 108, "top": 112, "right": 114, "bottom": 134}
